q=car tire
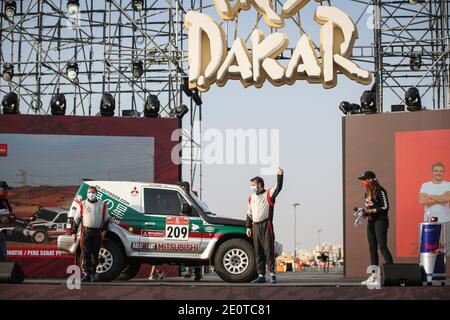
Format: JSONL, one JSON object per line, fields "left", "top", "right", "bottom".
{"left": 95, "top": 238, "right": 125, "bottom": 282}
{"left": 214, "top": 238, "right": 257, "bottom": 283}
{"left": 116, "top": 262, "right": 141, "bottom": 281}
{"left": 32, "top": 230, "right": 48, "bottom": 243}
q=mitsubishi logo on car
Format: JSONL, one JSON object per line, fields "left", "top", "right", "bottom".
{"left": 131, "top": 187, "right": 139, "bottom": 197}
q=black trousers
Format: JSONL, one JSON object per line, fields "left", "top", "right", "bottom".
{"left": 80, "top": 227, "right": 101, "bottom": 274}
{"left": 253, "top": 220, "right": 275, "bottom": 275}
{"left": 367, "top": 217, "right": 393, "bottom": 266}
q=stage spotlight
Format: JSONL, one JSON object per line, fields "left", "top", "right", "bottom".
{"left": 181, "top": 77, "right": 193, "bottom": 97}
{"left": 50, "top": 93, "right": 66, "bottom": 116}
{"left": 360, "top": 90, "right": 377, "bottom": 114}
{"left": 405, "top": 87, "right": 422, "bottom": 111}
{"left": 67, "top": 0, "right": 80, "bottom": 15}
{"left": 2, "top": 63, "right": 14, "bottom": 81}
{"left": 132, "top": 60, "right": 144, "bottom": 78}
{"left": 144, "top": 94, "right": 160, "bottom": 118}
{"left": 2, "top": 92, "right": 19, "bottom": 114}
{"left": 100, "top": 93, "right": 115, "bottom": 117}
{"left": 132, "top": 0, "right": 144, "bottom": 11}
{"left": 5, "top": 0, "right": 16, "bottom": 18}
{"left": 192, "top": 89, "right": 202, "bottom": 106}
{"left": 339, "top": 101, "right": 363, "bottom": 115}
{"left": 410, "top": 53, "right": 422, "bottom": 71}
{"left": 66, "top": 61, "right": 78, "bottom": 81}
{"left": 171, "top": 104, "right": 189, "bottom": 119}
{"left": 339, "top": 101, "right": 352, "bottom": 115}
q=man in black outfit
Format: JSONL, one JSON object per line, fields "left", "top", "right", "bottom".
{"left": 358, "top": 171, "right": 393, "bottom": 286}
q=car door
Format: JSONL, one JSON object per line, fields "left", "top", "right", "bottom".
{"left": 139, "top": 188, "right": 202, "bottom": 257}
{"left": 53, "top": 212, "right": 67, "bottom": 236}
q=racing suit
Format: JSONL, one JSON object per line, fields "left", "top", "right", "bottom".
{"left": 246, "top": 174, "right": 283, "bottom": 275}
{"left": 72, "top": 199, "right": 109, "bottom": 274}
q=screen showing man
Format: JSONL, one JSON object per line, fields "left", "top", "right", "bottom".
{"left": 419, "top": 162, "right": 450, "bottom": 255}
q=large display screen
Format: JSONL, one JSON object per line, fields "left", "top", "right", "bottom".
{"left": 0, "top": 114, "right": 180, "bottom": 277}
{"left": 342, "top": 109, "right": 450, "bottom": 278}
{"left": 395, "top": 129, "right": 450, "bottom": 257}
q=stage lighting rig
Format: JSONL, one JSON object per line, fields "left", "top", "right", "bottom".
{"left": 132, "top": 60, "right": 144, "bottom": 78}
{"left": 2, "top": 63, "right": 14, "bottom": 81}
{"left": 2, "top": 92, "right": 19, "bottom": 114}
{"left": 170, "top": 104, "right": 189, "bottom": 119}
{"left": 66, "top": 61, "right": 79, "bottom": 81}
{"left": 360, "top": 90, "right": 377, "bottom": 114}
{"left": 67, "top": 0, "right": 80, "bottom": 15}
{"left": 132, "top": 0, "right": 144, "bottom": 12}
{"left": 339, "top": 101, "right": 362, "bottom": 115}
{"left": 405, "top": 87, "right": 422, "bottom": 111}
{"left": 4, "top": 1, "right": 16, "bottom": 18}
{"left": 100, "top": 93, "right": 115, "bottom": 117}
{"left": 144, "top": 94, "right": 160, "bottom": 118}
{"left": 50, "top": 93, "right": 67, "bottom": 116}
{"left": 410, "top": 53, "right": 422, "bottom": 71}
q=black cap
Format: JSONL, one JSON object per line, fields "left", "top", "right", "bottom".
{"left": 358, "top": 171, "right": 376, "bottom": 180}
{"left": 0, "top": 181, "right": 13, "bottom": 190}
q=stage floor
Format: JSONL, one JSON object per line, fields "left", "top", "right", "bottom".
{"left": 1, "top": 272, "right": 449, "bottom": 300}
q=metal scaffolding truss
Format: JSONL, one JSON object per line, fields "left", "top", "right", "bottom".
{"left": 0, "top": 0, "right": 209, "bottom": 192}
{"left": 371, "top": 0, "right": 450, "bottom": 112}
{"left": 0, "top": 0, "right": 208, "bottom": 116}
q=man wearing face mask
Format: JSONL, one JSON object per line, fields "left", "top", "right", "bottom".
{"left": 72, "top": 186, "right": 109, "bottom": 282}
{"left": 246, "top": 167, "right": 284, "bottom": 284}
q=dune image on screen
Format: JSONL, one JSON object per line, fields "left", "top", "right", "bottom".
{"left": 395, "top": 129, "right": 450, "bottom": 258}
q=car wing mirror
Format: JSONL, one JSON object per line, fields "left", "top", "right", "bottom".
{"left": 181, "top": 203, "right": 192, "bottom": 215}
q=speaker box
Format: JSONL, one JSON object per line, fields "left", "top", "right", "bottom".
{"left": 382, "top": 263, "right": 423, "bottom": 286}
{"left": 0, "top": 262, "right": 25, "bottom": 283}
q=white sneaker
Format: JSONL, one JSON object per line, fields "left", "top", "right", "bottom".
{"left": 361, "top": 274, "right": 378, "bottom": 285}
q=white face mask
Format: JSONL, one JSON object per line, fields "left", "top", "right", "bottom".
{"left": 250, "top": 185, "right": 258, "bottom": 192}
{"left": 87, "top": 192, "right": 97, "bottom": 201}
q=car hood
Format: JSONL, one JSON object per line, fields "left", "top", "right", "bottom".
{"left": 201, "top": 214, "right": 246, "bottom": 227}
{"left": 28, "top": 219, "right": 49, "bottom": 226}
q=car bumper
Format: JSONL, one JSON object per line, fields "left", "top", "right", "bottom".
{"left": 57, "top": 235, "right": 77, "bottom": 255}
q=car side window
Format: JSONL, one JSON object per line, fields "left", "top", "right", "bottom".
{"left": 144, "top": 189, "right": 183, "bottom": 216}
{"left": 54, "top": 213, "right": 67, "bottom": 223}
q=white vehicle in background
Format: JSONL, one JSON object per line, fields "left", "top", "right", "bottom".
{"left": 15, "top": 207, "right": 68, "bottom": 243}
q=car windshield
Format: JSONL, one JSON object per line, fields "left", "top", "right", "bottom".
{"left": 35, "top": 209, "right": 56, "bottom": 221}
{"left": 189, "top": 191, "right": 214, "bottom": 215}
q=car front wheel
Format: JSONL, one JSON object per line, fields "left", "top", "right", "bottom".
{"left": 214, "top": 238, "right": 257, "bottom": 283}
{"left": 32, "top": 230, "right": 48, "bottom": 243}
{"left": 95, "top": 239, "right": 125, "bottom": 282}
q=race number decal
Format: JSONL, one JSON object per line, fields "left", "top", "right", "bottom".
{"left": 165, "top": 217, "right": 189, "bottom": 241}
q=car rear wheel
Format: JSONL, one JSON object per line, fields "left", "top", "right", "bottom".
{"left": 95, "top": 239, "right": 125, "bottom": 282}
{"left": 116, "top": 262, "right": 141, "bottom": 281}
{"left": 32, "top": 230, "right": 48, "bottom": 243}
{"left": 214, "top": 238, "right": 257, "bottom": 283}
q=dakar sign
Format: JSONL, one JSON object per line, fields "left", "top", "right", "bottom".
{"left": 184, "top": 0, "right": 372, "bottom": 92}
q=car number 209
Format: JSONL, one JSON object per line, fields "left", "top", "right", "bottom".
{"left": 165, "top": 225, "right": 189, "bottom": 240}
